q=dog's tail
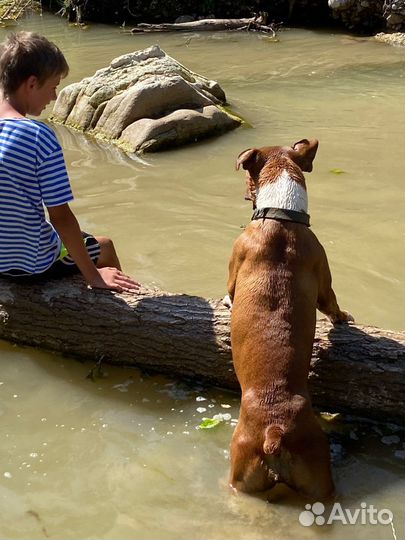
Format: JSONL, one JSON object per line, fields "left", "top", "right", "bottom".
{"left": 263, "top": 425, "right": 286, "bottom": 455}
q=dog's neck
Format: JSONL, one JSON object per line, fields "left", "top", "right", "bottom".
{"left": 256, "top": 169, "right": 308, "bottom": 213}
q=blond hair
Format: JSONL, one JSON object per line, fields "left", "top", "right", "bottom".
{"left": 0, "top": 31, "right": 69, "bottom": 95}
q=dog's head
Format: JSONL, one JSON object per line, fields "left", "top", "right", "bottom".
{"left": 235, "top": 139, "right": 319, "bottom": 208}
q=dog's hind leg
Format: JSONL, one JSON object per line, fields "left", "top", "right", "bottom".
{"left": 229, "top": 429, "right": 277, "bottom": 493}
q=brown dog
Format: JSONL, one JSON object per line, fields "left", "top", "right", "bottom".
{"left": 226, "top": 139, "right": 352, "bottom": 500}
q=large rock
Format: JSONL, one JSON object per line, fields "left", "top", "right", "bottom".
{"left": 328, "top": 0, "right": 405, "bottom": 32}
{"left": 383, "top": 0, "right": 405, "bottom": 31}
{"left": 49, "top": 45, "right": 241, "bottom": 153}
{"left": 328, "top": 0, "right": 385, "bottom": 31}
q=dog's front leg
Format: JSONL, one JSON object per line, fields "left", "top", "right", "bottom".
{"left": 223, "top": 266, "right": 235, "bottom": 310}
{"left": 317, "top": 246, "right": 354, "bottom": 324}
{"left": 225, "top": 237, "right": 246, "bottom": 310}
{"left": 226, "top": 255, "right": 237, "bottom": 306}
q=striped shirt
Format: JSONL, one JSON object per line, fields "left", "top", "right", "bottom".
{"left": 0, "top": 118, "right": 73, "bottom": 274}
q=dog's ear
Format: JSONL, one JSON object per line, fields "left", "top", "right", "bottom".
{"left": 290, "top": 139, "right": 319, "bottom": 172}
{"left": 244, "top": 175, "right": 257, "bottom": 208}
{"left": 236, "top": 148, "right": 258, "bottom": 171}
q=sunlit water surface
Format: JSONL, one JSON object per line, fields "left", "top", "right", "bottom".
{"left": 0, "top": 12, "right": 404, "bottom": 540}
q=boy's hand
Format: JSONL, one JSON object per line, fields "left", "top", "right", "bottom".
{"left": 88, "top": 267, "right": 141, "bottom": 292}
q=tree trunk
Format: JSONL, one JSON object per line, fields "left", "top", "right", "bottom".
{"left": 130, "top": 18, "right": 276, "bottom": 35}
{"left": 0, "top": 276, "right": 403, "bottom": 423}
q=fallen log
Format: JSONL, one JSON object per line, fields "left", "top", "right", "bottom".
{"left": 130, "top": 18, "right": 277, "bottom": 36}
{"left": 0, "top": 275, "right": 403, "bottom": 424}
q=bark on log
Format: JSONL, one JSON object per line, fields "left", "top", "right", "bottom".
{"left": 130, "top": 18, "right": 276, "bottom": 35}
{"left": 0, "top": 275, "right": 403, "bottom": 424}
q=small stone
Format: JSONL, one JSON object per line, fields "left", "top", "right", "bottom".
{"left": 175, "top": 15, "right": 195, "bottom": 23}
{"left": 328, "top": 0, "right": 353, "bottom": 10}
{"left": 196, "top": 407, "right": 207, "bottom": 413}
{"left": 330, "top": 443, "right": 344, "bottom": 458}
{"left": 381, "top": 435, "right": 401, "bottom": 445}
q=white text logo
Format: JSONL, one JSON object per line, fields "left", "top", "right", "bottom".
{"left": 299, "top": 502, "right": 394, "bottom": 527}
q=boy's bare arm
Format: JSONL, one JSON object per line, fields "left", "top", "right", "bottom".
{"left": 47, "top": 204, "right": 140, "bottom": 291}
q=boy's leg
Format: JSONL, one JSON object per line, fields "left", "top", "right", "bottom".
{"left": 95, "top": 236, "right": 122, "bottom": 270}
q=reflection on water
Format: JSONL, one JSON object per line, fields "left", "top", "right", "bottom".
{"left": 0, "top": 12, "right": 404, "bottom": 540}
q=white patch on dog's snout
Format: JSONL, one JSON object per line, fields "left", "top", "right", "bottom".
{"left": 256, "top": 170, "right": 308, "bottom": 212}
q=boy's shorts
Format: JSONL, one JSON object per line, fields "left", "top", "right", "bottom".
{"left": 0, "top": 232, "right": 101, "bottom": 279}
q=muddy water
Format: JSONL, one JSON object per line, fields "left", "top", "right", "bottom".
{"left": 0, "top": 12, "right": 404, "bottom": 540}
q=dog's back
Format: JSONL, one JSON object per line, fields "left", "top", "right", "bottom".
{"left": 230, "top": 219, "right": 324, "bottom": 388}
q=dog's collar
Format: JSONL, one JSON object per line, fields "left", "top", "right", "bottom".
{"left": 251, "top": 207, "right": 310, "bottom": 227}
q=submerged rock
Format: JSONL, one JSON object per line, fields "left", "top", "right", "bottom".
{"left": 49, "top": 45, "right": 241, "bottom": 153}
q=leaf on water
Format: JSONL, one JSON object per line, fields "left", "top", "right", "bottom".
{"left": 329, "top": 168, "right": 346, "bottom": 174}
{"left": 198, "top": 418, "right": 221, "bottom": 429}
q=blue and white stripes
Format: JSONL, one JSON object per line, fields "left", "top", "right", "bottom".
{"left": 0, "top": 118, "right": 73, "bottom": 274}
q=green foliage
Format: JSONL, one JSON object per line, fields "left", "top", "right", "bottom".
{"left": 0, "top": 0, "right": 41, "bottom": 22}
{"left": 198, "top": 417, "right": 222, "bottom": 429}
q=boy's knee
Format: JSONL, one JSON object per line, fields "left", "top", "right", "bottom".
{"left": 97, "top": 236, "right": 115, "bottom": 250}
{"left": 95, "top": 236, "right": 121, "bottom": 269}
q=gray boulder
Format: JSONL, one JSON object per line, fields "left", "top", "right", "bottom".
{"left": 50, "top": 45, "right": 241, "bottom": 153}
{"left": 383, "top": 0, "right": 405, "bottom": 31}
{"left": 118, "top": 105, "right": 238, "bottom": 153}
{"left": 328, "top": 0, "right": 405, "bottom": 31}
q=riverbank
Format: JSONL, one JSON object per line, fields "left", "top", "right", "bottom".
{"left": 41, "top": 0, "right": 405, "bottom": 34}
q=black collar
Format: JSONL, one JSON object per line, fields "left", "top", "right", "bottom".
{"left": 251, "top": 207, "right": 310, "bottom": 227}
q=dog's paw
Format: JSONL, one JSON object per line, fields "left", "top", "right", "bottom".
{"left": 330, "top": 310, "right": 354, "bottom": 325}
{"left": 223, "top": 294, "right": 233, "bottom": 311}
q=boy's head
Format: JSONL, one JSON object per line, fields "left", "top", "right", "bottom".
{"left": 0, "top": 31, "right": 69, "bottom": 97}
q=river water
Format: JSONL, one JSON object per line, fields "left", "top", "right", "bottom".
{"left": 0, "top": 12, "right": 404, "bottom": 540}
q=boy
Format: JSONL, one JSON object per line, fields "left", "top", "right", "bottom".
{"left": 0, "top": 31, "right": 140, "bottom": 292}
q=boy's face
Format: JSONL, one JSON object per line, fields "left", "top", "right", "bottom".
{"left": 27, "top": 74, "right": 61, "bottom": 116}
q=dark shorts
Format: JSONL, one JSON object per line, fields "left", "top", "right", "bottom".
{"left": 0, "top": 232, "right": 101, "bottom": 280}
